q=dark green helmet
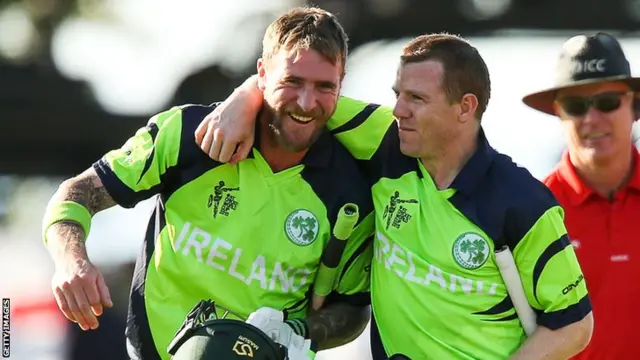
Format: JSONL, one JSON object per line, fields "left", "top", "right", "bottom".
{"left": 167, "top": 300, "right": 288, "bottom": 360}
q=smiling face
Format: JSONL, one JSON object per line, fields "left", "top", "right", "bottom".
{"left": 258, "top": 48, "right": 342, "bottom": 152}
{"left": 256, "top": 7, "right": 347, "bottom": 152}
{"left": 554, "top": 81, "right": 635, "bottom": 165}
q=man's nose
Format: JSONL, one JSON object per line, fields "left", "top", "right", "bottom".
{"left": 393, "top": 99, "right": 410, "bottom": 120}
{"left": 297, "top": 85, "right": 317, "bottom": 112}
{"left": 581, "top": 105, "right": 606, "bottom": 125}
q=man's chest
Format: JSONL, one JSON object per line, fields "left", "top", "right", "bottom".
{"left": 164, "top": 165, "right": 333, "bottom": 271}
{"left": 371, "top": 176, "right": 500, "bottom": 281}
{"left": 564, "top": 199, "right": 640, "bottom": 292}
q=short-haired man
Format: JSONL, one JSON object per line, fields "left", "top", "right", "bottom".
{"left": 523, "top": 32, "right": 640, "bottom": 359}
{"left": 195, "top": 33, "right": 594, "bottom": 359}
{"left": 42, "top": 7, "right": 374, "bottom": 360}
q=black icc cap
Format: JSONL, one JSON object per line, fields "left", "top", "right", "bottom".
{"left": 522, "top": 32, "right": 640, "bottom": 115}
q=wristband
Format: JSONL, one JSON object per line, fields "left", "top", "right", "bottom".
{"left": 42, "top": 201, "right": 92, "bottom": 244}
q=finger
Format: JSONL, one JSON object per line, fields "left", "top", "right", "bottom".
{"left": 72, "top": 285, "right": 99, "bottom": 330}
{"left": 194, "top": 116, "right": 209, "bottom": 145}
{"left": 311, "top": 294, "right": 326, "bottom": 311}
{"left": 200, "top": 128, "right": 214, "bottom": 154}
{"left": 62, "top": 286, "right": 87, "bottom": 329}
{"left": 208, "top": 130, "right": 224, "bottom": 161}
{"left": 218, "top": 137, "right": 238, "bottom": 164}
{"left": 53, "top": 287, "right": 76, "bottom": 323}
{"left": 84, "top": 278, "right": 103, "bottom": 317}
{"left": 230, "top": 142, "right": 252, "bottom": 166}
{"left": 96, "top": 272, "right": 113, "bottom": 309}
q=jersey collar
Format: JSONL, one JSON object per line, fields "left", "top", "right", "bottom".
{"left": 450, "top": 128, "right": 496, "bottom": 196}
{"left": 557, "top": 147, "right": 640, "bottom": 205}
{"left": 300, "top": 129, "right": 333, "bottom": 169}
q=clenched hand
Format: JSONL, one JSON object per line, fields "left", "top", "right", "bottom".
{"left": 51, "top": 257, "right": 112, "bottom": 330}
{"left": 195, "top": 75, "right": 263, "bottom": 164}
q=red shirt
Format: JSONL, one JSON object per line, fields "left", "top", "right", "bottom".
{"left": 543, "top": 149, "right": 640, "bottom": 360}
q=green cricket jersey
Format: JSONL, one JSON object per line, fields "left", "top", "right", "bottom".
{"left": 326, "top": 97, "right": 592, "bottom": 360}
{"left": 93, "top": 104, "right": 375, "bottom": 360}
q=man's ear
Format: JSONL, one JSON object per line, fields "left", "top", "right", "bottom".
{"left": 257, "top": 58, "right": 267, "bottom": 91}
{"left": 458, "top": 93, "right": 479, "bottom": 123}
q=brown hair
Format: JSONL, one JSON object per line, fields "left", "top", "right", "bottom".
{"left": 262, "top": 6, "right": 348, "bottom": 75}
{"left": 401, "top": 33, "right": 491, "bottom": 120}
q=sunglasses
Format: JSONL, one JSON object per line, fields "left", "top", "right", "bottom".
{"left": 555, "top": 91, "right": 633, "bottom": 117}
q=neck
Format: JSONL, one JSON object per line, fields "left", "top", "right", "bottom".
{"left": 258, "top": 110, "right": 307, "bottom": 172}
{"left": 571, "top": 147, "right": 635, "bottom": 199}
{"left": 420, "top": 128, "right": 479, "bottom": 190}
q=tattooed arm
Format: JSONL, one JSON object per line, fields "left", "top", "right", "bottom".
{"left": 45, "top": 167, "right": 119, "bottom": 330}
{"left": 45, "top": 167, "right": 117, "bottom": 262}
{"left": 306, "top": 302, "right": 370, "bottom": 350}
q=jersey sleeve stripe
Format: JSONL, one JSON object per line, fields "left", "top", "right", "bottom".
{"left": 535, "top": 294, "right": 591, "bottom": 330}
{"left": 473, "top": 294, "right": 514, "bottom": 316}
{"left": 532, "top": 234, "right": 571, "bottom": 303}
{"left": 327, "top": 97, "right": 371, "bottom": 131}
{"left": 93, "top": 161, "right": 163, "bottom": 208}
{"left": 330, "top": 104, "right": 380, "bottom": 134}
{"left": 337, "top": 234, "right": 373, "bottom": 284}
{"left": 484, "top": 313, "right": 519, "bottom": 322}
{"left": 136, "top": 123, "right": 160, "bottom": 184}
{"left": 333, "top": 105, "right": 395, "bottom": 161}
{"left": 92, "top": 108, "right": 183, "bottom": 208}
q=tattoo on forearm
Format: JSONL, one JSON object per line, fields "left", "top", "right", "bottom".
{"left": 55, "top": 168, "right": 117, "bottom": 216}
{"left": 47, "top": 221, "right": 88, "bottom": 258}
{"left": 306, "top": 303, "right": 370, "bottom": 350}
{"left": 46, "top": 168, "right": 115, "bottom": 261}
{"left": 51, "top": 221, "right": 85, "bottom": 243}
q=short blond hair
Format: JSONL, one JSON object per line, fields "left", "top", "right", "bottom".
{"left": 262, "top": 7, "right": 348, "bottom": 75}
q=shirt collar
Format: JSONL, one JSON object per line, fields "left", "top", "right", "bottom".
{"left": 557, "top": 151, "right": 594, "bottom": 206}
{"left": 557, "top": 147, "right": 640, "bottom": 206}
{"left": 299, "top": 129, "right": 333, "bottom": 169}
{"left": 450, "top": 128, "right": 497, "bottom": 196}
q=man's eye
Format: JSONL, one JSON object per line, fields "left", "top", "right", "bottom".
{"left": 284, "top": 78, "right": 302, "bottom": 85}
{"left": 319, "top": 84, "right": 336, "bottom": 92}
